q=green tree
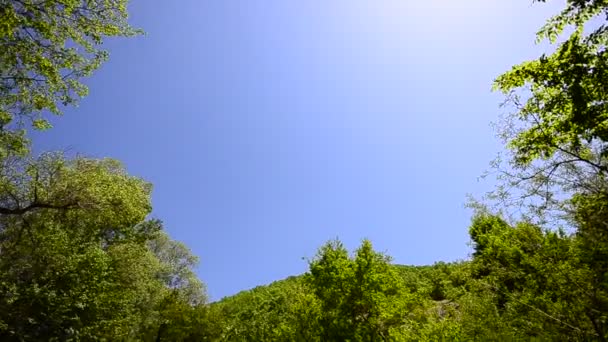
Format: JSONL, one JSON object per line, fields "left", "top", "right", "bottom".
{"left": 145, "top": 231, "right": 210, "bottom": 341}
{"left": 0, "top": 155, "right": 217, "bottom": 340}
{"left": 467, "top": 213, "right": 600, "bottom": 340}
{"left": 486, "top": 0, "right": 608, "bottom": 224}
{"left": 306, "top": 239, "right": 411, "bottom": 341}
{"left": 149, "top": 230, "right": 207, "bottom": 305}
{"left": 212, "top": 276, "right": 316, "bottom": 342}
{"left": 149, "top": 298, "right": 224, "bottom": 342}
{"left": 570, "top": 192, "right": 608, "bottom": 339}
{"left": 0, "top": 153, "right": 164, "bottom": 340}
{"left": 479, "top": 1, "right": 608, "bottom": 339}
{"left": 0, "top": 0, "right": 140, "bottom": 157}
{"left": 0, "top": 153, "right": 212, "bottom": 341}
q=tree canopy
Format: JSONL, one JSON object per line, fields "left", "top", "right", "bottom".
{"left": 0, "top": 0, "right": 140, "bottom": 158}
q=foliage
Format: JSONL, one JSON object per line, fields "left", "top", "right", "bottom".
{"left": 149, "top": 231, "right": 207, "bottom": 306}
{"left": 483, "top": 0, "right": 608, "bottom": 225}
{"left": 210, "top": 276, "right": 319, "bottom": 341}
{"left": 0, "top": 0, "right": 140, "bottom": 158}
{"left": 468, "top": 214, "right": 600, "bottom": 340}
{"left": 306, "top": 239, "right": 411, "bottom": 341}
{"left": 0, "top": 153, "right": 152, "bottom": 339}
{"left": 0, "top": 153, "right": 207, "bottom": 341}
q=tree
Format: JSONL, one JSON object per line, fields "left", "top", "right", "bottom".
{"left": 479, "top": 2, "right": 608, "bottom": 338}
{"left": 0, "top": 153, "right": 153, "bottom": 237}
{"left": 467, "top": 213, "right": 602, "bottom": 340}
{"left": 484, "top": 0, "right": 608, "bottom": 225}
{"left": 306, "top": 239, "right": 410, "bottom": 341}
{"left": 149, "top": 231, "right": 207, "bottom": 306}
{"left": 211, "top": 276, "right": 317, "bottom": 342}
{"left": 0, "top": 152, "right": 165, "bottom": 340}
{"left": 570, "top": 192, "right": 608, "bottom": 339}
{"left": 475, "top": 2, "right": 608, "bottom": 336}
{"left": 0, "top": 0, "right": 140, "bottom": 157}
{"left": 146, "top": 231, "right": 209, "bottom": 341}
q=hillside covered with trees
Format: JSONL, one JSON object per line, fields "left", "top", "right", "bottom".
{"left": 2, "top": 0, "right": 608, "bottom": 340}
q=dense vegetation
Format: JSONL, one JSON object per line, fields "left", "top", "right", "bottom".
{"left": 1, "top": 0, "right": 608, "bottom": 340}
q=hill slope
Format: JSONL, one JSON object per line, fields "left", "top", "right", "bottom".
{"left": 209, "top": 262, "right": 470, "bottom": 341}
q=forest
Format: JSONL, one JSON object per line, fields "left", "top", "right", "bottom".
{"left": 1, "top": 0, "right": 608, "bottom": 340}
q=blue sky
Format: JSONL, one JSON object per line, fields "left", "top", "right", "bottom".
{"left": 33, "top": 0, "right": 564, "bottom": 300}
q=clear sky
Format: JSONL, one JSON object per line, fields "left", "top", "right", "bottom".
{"left": 33, "top": 0, "right": 564, "bottom": 300}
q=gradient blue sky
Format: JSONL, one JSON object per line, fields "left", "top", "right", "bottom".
{"left": 33, "top": 0, "right": 564, "bottom": 300}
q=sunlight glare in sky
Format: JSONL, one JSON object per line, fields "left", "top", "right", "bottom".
{"left": 346, "top": 0, "right": 504, "bottom": 34}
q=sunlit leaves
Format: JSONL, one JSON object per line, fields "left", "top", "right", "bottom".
{"left": 0, "top": 0, "right": 140, "bottom": 157}
{"left": 306, "top": 239, "right": 411, "bottom": 341}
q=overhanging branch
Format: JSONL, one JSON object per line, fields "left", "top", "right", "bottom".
{"left": 0, "top": 201, "right": 78, "bottom": 215}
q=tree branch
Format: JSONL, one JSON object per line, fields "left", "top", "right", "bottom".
{"left": 0, "top": 201, "right": 78, "bottom": 215}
